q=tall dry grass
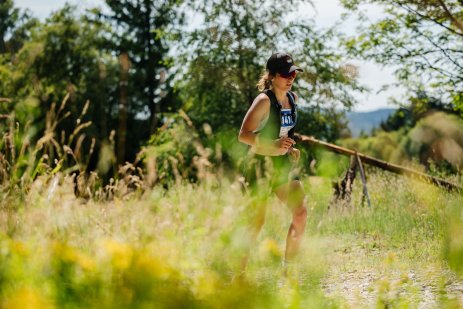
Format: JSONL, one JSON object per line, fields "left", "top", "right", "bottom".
{"left": 0, "top": 95, "right": 462, "bottom": 307}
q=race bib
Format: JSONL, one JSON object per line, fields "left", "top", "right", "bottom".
{"left": 279, "top": 109, "right": 295, "bottom": 137}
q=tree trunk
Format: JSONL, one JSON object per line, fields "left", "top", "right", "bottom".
{"left": 144, "top": 1, "right": 157, "bottom": 134}
{"left": 117, "top": 52, "right": 130, "bottom": 166}
{"left": 0, "top": 37, "right": 6, "bottom": 54}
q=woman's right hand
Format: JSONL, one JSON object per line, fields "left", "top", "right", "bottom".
{"left": 275, "top": 137, "right": 296, "bottom": 154}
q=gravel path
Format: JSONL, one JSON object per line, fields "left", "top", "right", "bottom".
{"left": 321, "top": 244, "right": 463, "bottom": 308}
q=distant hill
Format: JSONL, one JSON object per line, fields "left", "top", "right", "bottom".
{"left": 346, "top": 108, "right": 396, "bottom": 137}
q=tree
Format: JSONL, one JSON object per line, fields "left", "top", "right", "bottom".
{"left": 380, "top": 89, "right": 457, "bottom": 131}
{"left": 178, "top": 0, "right": 364, "bottom": 141}
{"left": 0, "top": 0, "right": 37, "bottom": 54}
{"left": 341, "top": 0, "right": 463, "bottom": 116}
{"left": 103, "top": 0, "right": 185, "bottom": 136}
{"left": 1, "top": 5, "right": 120, "bottom": 170}
{"left": 0, "top": 0, "right": 19, "bottom": 53}
{"left": 2, "top": 1, "right": 188, "bottom": 172}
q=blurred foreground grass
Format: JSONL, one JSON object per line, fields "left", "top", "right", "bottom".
{"left": 0, "top": 170, "right": 462, "bottom": 308}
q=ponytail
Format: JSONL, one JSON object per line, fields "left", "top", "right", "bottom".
{"left": 256, "top": 70, "right": 274, "bottom": 92}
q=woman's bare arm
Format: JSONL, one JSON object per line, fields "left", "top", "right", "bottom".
{"left": 238, "top": 93, "right": 294, "bottom": 156}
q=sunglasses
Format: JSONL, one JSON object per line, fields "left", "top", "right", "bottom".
{"left": 279, "top": 71, "right": 297, "bottom": 79}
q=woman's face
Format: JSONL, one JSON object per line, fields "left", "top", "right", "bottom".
{"left": 273, "top": 71, "right": 297, "bottom": 91}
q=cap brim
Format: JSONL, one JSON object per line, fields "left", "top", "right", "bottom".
{"left": 288, "top": 65, "right": 303, "bottom": 73}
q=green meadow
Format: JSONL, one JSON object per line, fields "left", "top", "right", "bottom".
{"left": 1, "top": 163, "right": 462, "bottom": 308}
{"left": 2, "top": 0, "right": 463, "bottom": 307}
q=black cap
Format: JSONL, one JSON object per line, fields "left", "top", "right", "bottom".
{"left": 266, "top": 53, "right": 303, "bottom": 75}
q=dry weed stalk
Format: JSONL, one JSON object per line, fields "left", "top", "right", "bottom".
{"left": 0, "top": 153, "right": 7, "bottom": 185}
{"left": 0, "top": 98, "right": 12, "bottom": 104}
{"left": 0, "top": 93, "right": 100, "bottom": 201}
{"left": 3, "top": 99, "right": 224, "bottom": 202}
{"left": 0, "top": 93, "right": 152, "bottom": 202}
{"left": 178, "top": 110, "right": 214, "bottom": 182}
{"left": 168, "top": 156, "right": 182, "bottom": 186}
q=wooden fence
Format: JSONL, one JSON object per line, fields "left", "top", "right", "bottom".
{"left": 297, "top": 134, "right": 462, "bottom": 197}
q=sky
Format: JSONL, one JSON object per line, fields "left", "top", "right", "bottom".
{"left": 14, "top": 0, "right": 405, "bottom": 112}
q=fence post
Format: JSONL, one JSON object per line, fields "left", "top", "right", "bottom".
{"left": 332, "top": 155, "right": 358, "bottom": 207}
{"left": 356, "top": 153, "right": 371, "bottom": 208}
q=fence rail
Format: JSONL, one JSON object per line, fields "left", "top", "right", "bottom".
{"left": 297, "top": 134, "right": 462, "bottom": 193}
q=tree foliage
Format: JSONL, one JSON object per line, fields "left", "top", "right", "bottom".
{"left": 0, "top": 0, "right": 369, "bottom": 184}
{"left": 1, "top": 1, "right": 187, "bottom": 170}
{"left": 178, "top": 0, "right": 364, "bottom": 141}
{"left": 0, "top": 5, "right": 120, "bottom": 174}
{"left": 380, "top": 89, "right": 457, "bottom": 132}
{"left": 0, "top": 0, "right": 37, "bottom": 54}
{"left": 103, "top": 0, "right": 185, "bottom": 133}
{"left": 341, "top": 0, "right": 463, "bottom": 115}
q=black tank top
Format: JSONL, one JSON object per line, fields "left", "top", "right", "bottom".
{"left": 257, "top": 89, "right": 297, "bottom": 140}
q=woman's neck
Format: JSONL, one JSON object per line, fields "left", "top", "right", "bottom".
{"left": 272, "top": 87, "right": 287, "bottom": 103}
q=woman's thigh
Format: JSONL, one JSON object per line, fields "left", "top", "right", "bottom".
{"left": 274, "top": 179, "right": 305, "bottom": 211}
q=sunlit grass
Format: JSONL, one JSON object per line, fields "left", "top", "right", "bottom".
{"left": 1, "top": 100, "right": 462, "bottom": 307}
{"left": 0, "top": 167, "right": 462, "bottom": 307}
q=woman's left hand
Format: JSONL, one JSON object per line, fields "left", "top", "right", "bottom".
{"left": 288, "top": 147, "right": 300, "bottom": 163}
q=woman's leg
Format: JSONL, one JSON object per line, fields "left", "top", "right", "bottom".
{"left": 238, "top": 156, "right": 269, "bottom": 274}
{"left": 274, "top": 180, "right": 307, "bottom": 262}
{"left": 240, "top": 201, "right": 266, "bottom": 272}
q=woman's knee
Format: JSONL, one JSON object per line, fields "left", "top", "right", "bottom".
{"left": 289, "top": 179, "right": 304, "bottom": 191}
{"left": 292, "top": 206, "right": 307, "bottom": 227}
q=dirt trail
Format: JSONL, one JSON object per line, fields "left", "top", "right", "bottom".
{"left": 321, "top": 244, "right": 463, "bottom": 308}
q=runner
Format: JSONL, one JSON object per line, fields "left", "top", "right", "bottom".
{"left": 238, "top": 52, "right": 307, "bottom": 273}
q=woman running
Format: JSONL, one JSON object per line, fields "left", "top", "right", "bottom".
{"left": 238, "top": 52, "right": 307, "bottom": 272}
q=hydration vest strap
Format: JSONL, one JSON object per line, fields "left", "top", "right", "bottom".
{"left": 265, "top": 89, "right": 281, "bottom": 111}
{"left": 287, "top": 91, "right": 296, "bottom": 116}
{"left": 287, "top": 91, "right": 297, "bottom": 139}
{"left": 262, "top": 89, "right": 297, "bottom": 139}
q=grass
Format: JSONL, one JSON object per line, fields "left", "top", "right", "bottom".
{"left": 1, "top": 98, "right": 462, "bottom": 307}
{"left": 0, "top": 167, "right": 462, "bottom": 308}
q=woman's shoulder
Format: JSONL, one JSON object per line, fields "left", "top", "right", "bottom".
{"left": 247, "top": 92, "right": 271, "bottom": 116}
{"left": 252, "top": 92, "right": 271, "bottom": 107}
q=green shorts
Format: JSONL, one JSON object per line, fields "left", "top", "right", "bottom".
{"left": 240, "top": 151, "right": 298, "bottom": 192}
